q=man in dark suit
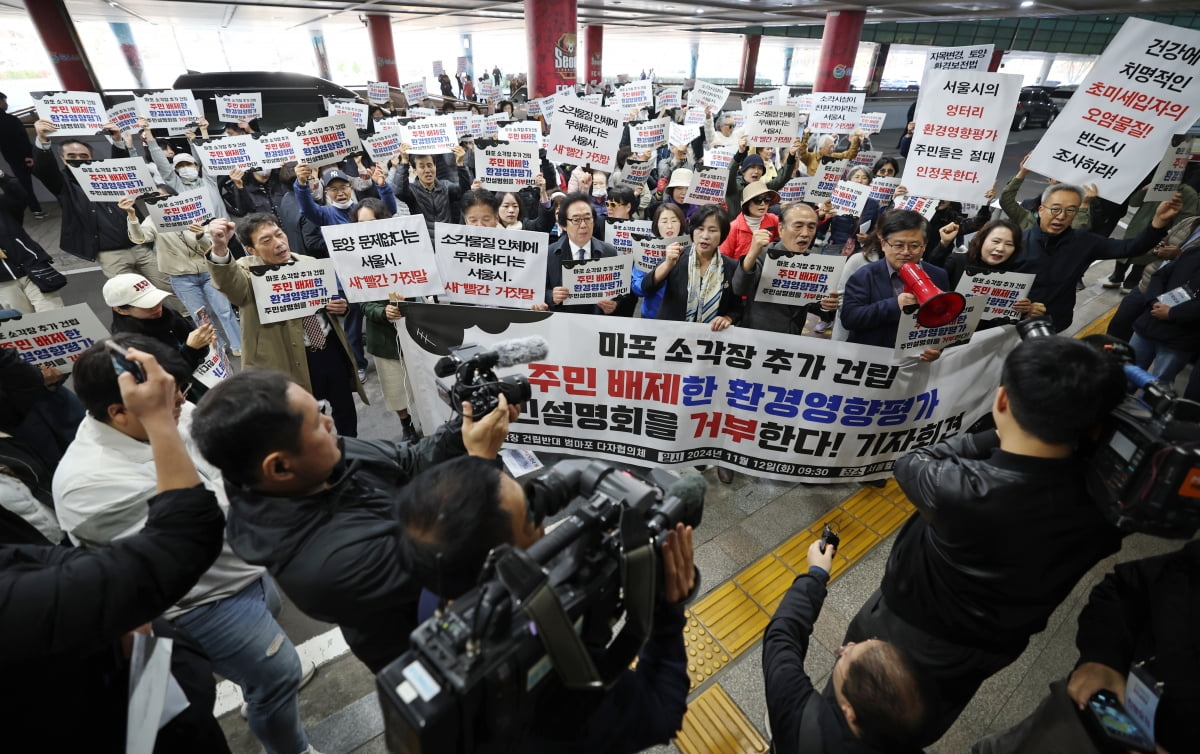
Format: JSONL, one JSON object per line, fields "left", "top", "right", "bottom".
{"left": 536, "top": 192, "right": 626, "bottom": 315}
{"left": 842, "top": 209, "right": 949, "bottom": 362}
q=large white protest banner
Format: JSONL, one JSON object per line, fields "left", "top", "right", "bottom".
{"left": 0, "top": 304, "right": 108, "bottom": 374}
{"left": 955, "top": 271, "right": 1037, "bottom": 320}
{"left": 193, "top": 135, "right": 260, "bottom": 175}
{"left": 293, "top": 115, "right": 361, "bottom": 164}
{"left": 434, "top": 223, "right": 548, "bottom": 307}
{"left": 755, "top": 252, "right": 845, "bottom": 306}
{"left": 106, "top": 102, "right": 142, "bottom": 136}
{"left": 255, "top": 129, "right": 301, "bottom": 169}
{"left": 902, "top": 70, "right": 1021, "bottom": 203}
{"left": 630, "top": 117, "right": 670, "bottom": 151}
{"left": 657, "top": 86, "right": 682, "bottom": 111}
{"left": 684, "top": 166, "right": 729, "bottom": 205}
{"left": 368, "top": 81, "right": 391, "bottom": 105}
{"left": 35, "top": 92, "right": 106, "bottom": 136}
{"left": 894, "top": 299, "right": 985, "bottom": 362}
{"left": 688, "top": 80, "right": 731, "bottom": 112}
{"left": 1146, "top": 137, "right": 1194, "bottom": 201}
{"left": 926, "top": 45, "right": 995, "bottom": 72}
{"left": 215, "top": 93, "right": 262, "bottom": 123}
{"left": 68, "top": 159, "right": 157, "bottom": 202}
{"left": 144, "top": 189, "right": 217, "bottom": 232}
{"left": 397, "top": 305, "right": 1017, "bottom": 482}
{"left": 249, "top": 258, "right": 339, "bottom": 324}
{"left": 745, "top": 105, "right": 802, "bottom": 148}
{"left": 1026, "top": 18, "right": 1200, "bottom": 201}
{"left": 561, "top": 257, "right": 633, "bottom": 303}
{"left": 809, "top": 93, "right": 865, "bottom": 133}
{"left": 830, "top": 181, "right": 872, "bottom": 216}
{"left": 321, "top": 217, "right": 444, "bottom": 303}
{"left": 406, "top": 116, "right": 457, "bottom": 154}
{"left": 474, "top": 144, "right": 540, "bottom": 191}
{"left": 137, "top": 90, "right": 199, "bottom": 128}
{"left": 547, "top": 98, "right": 623, "bottom": 171}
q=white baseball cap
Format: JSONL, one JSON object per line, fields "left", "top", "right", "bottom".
{"left": 103, "top": 273, "right": 171, "bottom": 309}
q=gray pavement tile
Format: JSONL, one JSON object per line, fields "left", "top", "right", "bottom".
{"left": 693, "top": 541, "right": 740, "bottom": 598}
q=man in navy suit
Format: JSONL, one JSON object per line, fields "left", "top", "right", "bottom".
{"left": 535, "top": 192, "right": 625, "bottom": 315}
{"left": 842, "top": 209, "right": 948, "bottom": 362}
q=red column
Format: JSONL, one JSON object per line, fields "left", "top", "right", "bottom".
{"left": 24, "top": 0, "right": 102, "bottom": 93}
{"left": 814, "top": 10, "right": 865, "bottom": 93}
{"left": 525, "top": 0, "right": 577, "bottom": 99}
{"left": 585, "top": 25, "right": 603, "bottom": 87}
{"left": 988, "top": 48, "right": 1005, "bottom": 73}
{"left": 365, "top": 14, "right": 399, "bottom": 87}
{"left": 739, "top": 34, "right": 761, "bottom": 92}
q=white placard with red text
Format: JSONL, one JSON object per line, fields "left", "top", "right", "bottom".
{"left": 474, "top": 144, "right": 541, "bottom": 191}
{"left": 562, "top": 256, "right": 634, "bottom": 303}
{"left": 830, "top": 181, "right": 872, "bottom": 216}
{"left": 1146, "top": 137, "right": 1194, "bottom": 201}
{"left": 657, "top": 86, "right": 682, "bottom": 111}
{"left": 745, "top": 105, "right": 802, "bottom": 148}
{"left": 809, "top": 93, "right": 865, "bottom": 133}
{"left": 255, "top": 129, "right": 301, "bottom": 169}
{"left": 35, "top": 91, "right": 106, "bottom": 137}
{"left": 634, "top": 235, "right": 687, "bottom": 273}
{"left": 193, "top": 135, "right": 261, "bottom": 175}
{"left": 145, "top": 189, "right": 217, "bottom": 232}
{"left": 106, "top": 102, "right": 142, "bottom": 136}
{"left": 688, "top": 80, "right": 731, "bottom": 112}
{"left": 955, "top": 271, "right": 1036, "bottom": 319}
{"left": 756, "top": 252, "right": 845, "bottom": 305}
{"left": 136, "top": 90, "right": 200, "bottom": 128}
{"left": 368, "top": 82, "right": 391, "bottom": 105}
{"left": 806, "top": 160, "right": 848, "bottom": 201}
{"left": 67, "top": 158, "right": 157, "bottom": 202}
{"left": 326, "top": 101, "right": 369, "bottom": 130}
{"left": 894, "top": 298, "right": 985, "bottom": 362}
{"left": 0, "top": 304, "right": 108, "bottom": 374}
{"left": 547, "top": 98, "right": 623, "bottom": 171}
{"left": 684, "top": 166, "right": 729, "bottom": 206}
{"left": 249, "top": 258, "right": 339, "bottom": 324}
{"left": 630, "top": 117, "right": 670, "bottom": 151}
{"left": 215, "top": 93, "right": 262, "bottom": 123}
{"left": 293, "top": 115, "right": 361, "bottom": 165}
{"left": 779, "top": 178, "right": 808, "bottom": 203}
{"left": 320, "top": 217, "right": 444, "bottom": 303}
{"left": 618, "top": 159, "right": 654, "bottom": 190}
{"left": 405, "top": 116, "right": 457, "bottom": 154}
{"left": 434, "top": 223, "right": 548, "bottom": 307}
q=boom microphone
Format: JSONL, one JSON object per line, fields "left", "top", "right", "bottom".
{"left": 489, "top": 336, "right": 550, "bottom": 368}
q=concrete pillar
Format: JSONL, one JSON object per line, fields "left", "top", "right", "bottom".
{"left": 782, "top": 47, "right": 795, "bottom": 87}
{"left": 525, "top": 0, "right": 577, "bottom": 98}
{"left": 310, "top": 28, "right": 331, "bottom": 81}
{"left": 24, "top": 0, "right": 102, "bottom": 92}
{"left": 689, "top": 40, "right": 700, "bottom": 81}
{"left": 739, "top": 34, "right": 761, "bottom": 91}
{"left": 814, "top": 10, "right": 865, "bottom": 92}
{"left": 1035, "top": 55, "right": 1054, "bottom": 85}
{"left": 108, "top": 22, "right": 144, "bottom": 88}
{"left": 867, "top": 43, "right": 890, "bottom": 95}
{"left": 988, "top": 49, "right": 1004, "bottom": 73}
{"left": 365, "top": 14, "right": 399, "bottom": 87}
{"left": 585, "top": 25, "right": 603, "bottom": 87}
{"left": 460, "top": 33, "right": 475, "bottom": 83}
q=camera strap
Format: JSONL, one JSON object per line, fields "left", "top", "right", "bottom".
{"left": 591, "top": 508, "right": 656, "bottom": 686}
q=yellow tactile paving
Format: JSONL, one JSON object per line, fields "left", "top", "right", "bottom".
{"left": 1074, "top": 305, "right": 1118, "bottom": 339}
{"left": 734, "top": 554, "right": 795, "bottom": 614}
{"left": 690, "top": 582, "right": 771, "bottom": 658}
{"left": 675, "top": 683, "right": 770, "bottom": 754}
{"left": 682, "top": 611, "right": 731, "bottom": 690}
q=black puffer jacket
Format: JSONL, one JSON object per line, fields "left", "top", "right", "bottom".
{"left": 0, "top": 175, "right": 54, "bottom": 282}
{"left": 31, "top": 140, "right": 133, "bottom": 261}
{"left": 223, "top": 421, "right": 466, "bottom": 672}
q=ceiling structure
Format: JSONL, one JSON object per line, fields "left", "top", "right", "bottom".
{"left": 48, "top": 0, "right": 1199, "bottom": 40}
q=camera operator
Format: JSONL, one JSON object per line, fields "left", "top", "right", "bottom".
{"left": 397, "top": 455, "right": 697, "bottom": 754}
{"left": 764, "top": 538, "right": 927, "bottom": 754}
{"left": 841, "top": 337, "right": 1129, "bottom": 745}
{"left": 972, "top": 540, "right": 1200, "bottom": 753}
{"left": 1, "top": 348, "right": 229, "bottom": 751}
{"left": 189, "top": 369, "right": 515, "bottom": 673}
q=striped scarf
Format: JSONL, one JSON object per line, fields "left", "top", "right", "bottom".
{"left": 685, "top": 249, "right": 723, "bottom": 324}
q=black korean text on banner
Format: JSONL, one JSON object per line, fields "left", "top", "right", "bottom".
{"left": 562, "top": 256, "right": 634, "bottom": 304}
{"left": 327, "top": 101, "right": 368, "bottom": 130}
{"left": 895, "top": 195, "right": 939, "bottom": 219}
{"left": 249, "top": 259, "right": 339, "bottom": 324}
{"left": 406, "top": 115, "right": 457, "bottom": 155}
{"left": 703, "top": 145, "right": 736, "bottom": 170}
{"left": 894, "top": 298, "right": 985, "bottom": 362}
{"left": 396, "top": 304, "right": 1017, "bottom": 483}
{"left": 499, "top": 123, "right": 544, "bottom": 149}
{"left": 255, "top": 130, "right": 301, "bottom": 169}
{"left": 548, "top": 98, "right": 623, "bottom": 171}
{"left": 368, "top": 82, "right": 391, "bottom": 105}
{"left": 145, "top": 189, "right": 216, "bottom": 232}
{"left": 687, "top": 80, "right": 731, "bottom": 112}
{"left": 830, "top": 181, "right": 872, "bottom": 216}
{"left": 293, "top": 115, "right": 362, "bottom": 164}
{"left": 745, "top": 105, "right": 802, "bottom": 148}
{"left": 756, "top": 253, "right": 845, "bottom": 306}
{"left": 617, "top": 80, "right": 653, "bottom": 110}
{"left": 806, "top": 159, "right": 848, "bottom": 201}
{"left": 618, "top": 159, "right": 653, "bottom": 190}
{"left": 434, "top": 223, "right": 548, "bottom": 308}
{"left": 364, "top": 131, "right": 404, "bottom": 164}
{"left": 215, "top": 93, "right": 263, "bottom": 123}
{"left": 868, "top": 177, "right": 901, "bottom": 203}
{"left": 0, "top": 304, "right": 108, "bottom": 374}
{"left": 527, "top": 95, "right": 556, "bottom": 119}
{"left": 955, "top": 271, "right": 1037, "bottom": 319}
{"left": 634, "top": 235, "right": 688, "bottom": 273}
{"left": 1146, "top": 137, "right": 1194, "bottom": 201}
{"left": 851, "top": 149, "right": 883, "bottom": 170}
{"left": 192, "top": 347, "right": 233, "bottom": 388}
{"left": 669, "top": 123, "right": 700, "bottom": 148}
{"left": 402, "top": 80, "right": 428, "bottom": 104}
{"left": 630, "top": 117, "right": 670, "bottom": 152}
{"left": 474, "top": 144, "right": 540, "bottom": 192}
{"left": 68, "top": 158, "right": 157, "bottom": 202}
{"left": 857, "top": 113, "right": 887, "bottom": 133}
{"left": 409, "top": 107, "right": 436, "bottom": 120}
{"left": 809, "top": 93, "right": 866, "bottom": 133}
{"left": 1026, "top": 17, "right": 1200, "bottom": 201}
{"left": 902, "top": 70, "right": 1021, "bottom": 203}
{"left": 137, "top": 90, "right": 199, "bottom": 128}
{"left": 193, "top": 135, "right": 260, "bottom": 175}
{"left": 605, "top": 220, "right": 654, "bottom": 256}
{"left": 779, "top": 178, "right": 808, "bottom": 203}
{"left": 926, "top": 45, "right": 995, "bottom": 72}
{"left": 106, "top": 102, "right": 141, "bottom": 136}
{"left": 684, "top": 166, "right": 730, "bottom": 206}
{"left": 321, "top": 216, "right": 445, "bottom": 303}
{"left": 35, "top": 92, "right": 106, "bottom": 137}
{"left": 657, "top": 86, "right": 682, "bottom": 111}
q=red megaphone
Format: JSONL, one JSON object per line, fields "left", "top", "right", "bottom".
{"left": 898, "top": 262, "right": 966, "bottom": 328}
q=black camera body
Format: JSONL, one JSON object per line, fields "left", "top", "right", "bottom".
{"left": 377, "top": 460, "right": 704, "bottom": 754}
{"left": 1018, "top": 318, "right": 1200, "bottom": 538}
{"left": 434, "top": 343, "right": 532, "bottom": 416}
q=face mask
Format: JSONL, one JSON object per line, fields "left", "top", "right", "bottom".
{"left": 329, "top": 198, "right": 354, "bottom": 210}
{"left": 592, "top": 187, "right": 606, "bottom": 198}
{"left": 177, "top": 167, "right": 199, "bottom": 182}
{"left": 253, "top": 169, "right": 271, "bottom": 179}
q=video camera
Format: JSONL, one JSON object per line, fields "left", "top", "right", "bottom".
{"left": 1018, "top": 317, "right": 1200, "bottom": 538}
{"left": 433, "top": 337, "right": 547, "bottom": 416}
{"left": 377, "top": 459, "right": 706, "bottom": 754}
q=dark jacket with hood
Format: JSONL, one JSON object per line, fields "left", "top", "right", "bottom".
{"left": 31, "top": 138, "right": 133, "bottom": 262}
{"left": 0, "top": 175, "right": 54, "bottom": 282}
{"left": 222, "top": 421, "right": 467, "bottom": 673}
{"left": 110, "top": 307, "right": 208, "bottom": 399}
{"left": 1131, "top": 215, "right": 1200, "bottom": 352}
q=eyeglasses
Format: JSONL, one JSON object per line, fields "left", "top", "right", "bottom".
{"left": 748, "top": 196, "right": 772, "bottom": 205}
{"left": 565, "top": 216, "right": 593, "bottom": 226}
{"left": 316, "top": 399, "right": 331, "bottom": 416}
{"left": 1041, "top": 206, "right": 1079, "bottom": 216}
{"left": 884, "top": 239, "right": 925, "bottom": 252}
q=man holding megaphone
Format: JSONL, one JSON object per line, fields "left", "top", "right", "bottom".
{"left": 841, "top": 210, "right": 953, "bottom": 362}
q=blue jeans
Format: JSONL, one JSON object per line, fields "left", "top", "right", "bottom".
{"left": 1130, "top": 332, "right": 1194, "bottom": 385}
{"left": 170, "top": 272, "right": 242, "bottom": 352}
{"left": 172, "top": 577, "right": 308, "bottom": 754}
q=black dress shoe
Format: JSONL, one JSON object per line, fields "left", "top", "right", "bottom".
{"left": 717, "top": 466, "right": 734, "bottom": 484}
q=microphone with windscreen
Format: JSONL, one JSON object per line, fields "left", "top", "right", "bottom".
{"left": 433, "top": 336, "right": 548, "bottom": 416}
